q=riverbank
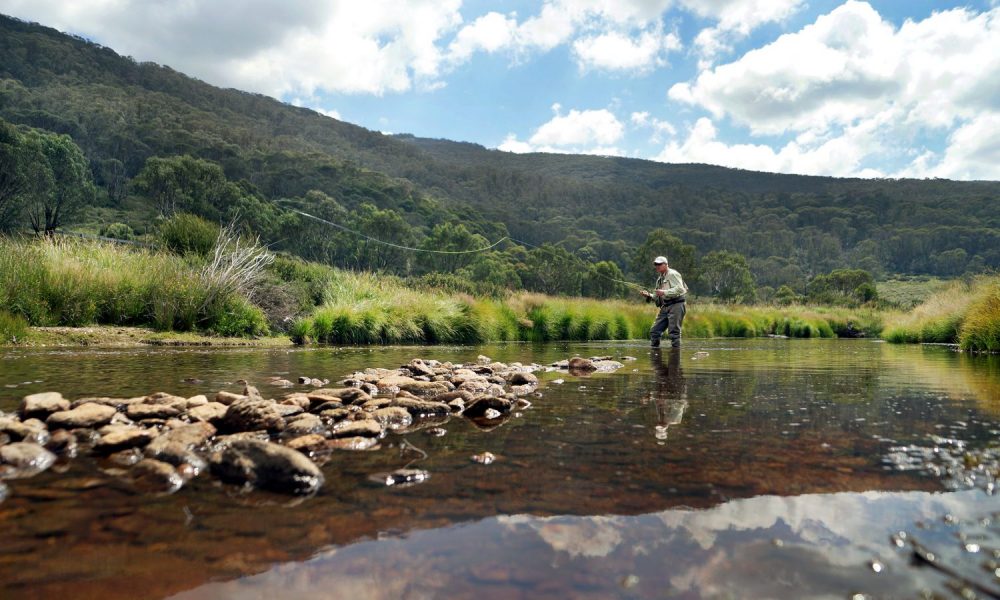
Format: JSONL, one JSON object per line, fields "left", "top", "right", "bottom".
{"left": 883, "top": 275, "right": 1000, "bottom": 352}
{"left": 7, "top": 326, "right": 293, "bottom": 348}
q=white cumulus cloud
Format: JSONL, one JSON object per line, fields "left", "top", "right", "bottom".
{"left": 499, "top": 107, "right": 626, "bottom": 156}
{"left": 573, "top": 26, "right": 681, "bottom": 72}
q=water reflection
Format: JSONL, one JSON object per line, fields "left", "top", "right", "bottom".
{"left": 648, "top": 348, "right": 687, "bottom": 442}
{"left": 1, "top": 340, "right": 999, "bottom": 599}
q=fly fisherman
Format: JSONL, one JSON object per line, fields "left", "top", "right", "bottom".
{"left": 640, "top": 256, "right": 688, "bottom": 348}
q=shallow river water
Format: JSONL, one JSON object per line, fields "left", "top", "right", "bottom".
{"left": 1, "top": 339, "right": 999, "bottom": 599}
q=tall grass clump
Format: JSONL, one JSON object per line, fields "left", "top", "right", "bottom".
{"left": 958, "top": 281, "right": 1000, "bottom": 352}
{"left": 883, "top": 278, "right": 983, "bottom": 344}
{"left": 0, "top": 310, "right": 28, "bottom": 344}
{"left": 0, "top": 236, "right": 268, "bottom": 337}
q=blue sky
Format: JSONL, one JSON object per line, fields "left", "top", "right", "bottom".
{"left": 2, "top": 0, "right": 998, "bottom": 179}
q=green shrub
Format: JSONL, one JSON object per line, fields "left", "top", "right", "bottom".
{"left": 100, "top": 222, "right": 135, "bottom": 241}
{"left": 208, "top": 297, "right": 269, "bottom": 337}
{"left": 159, "top": 213, "right": 219, "bottom": 256}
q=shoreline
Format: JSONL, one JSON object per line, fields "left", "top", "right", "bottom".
{"left": 4, "top": 326, "right": 294, "bottom": 349}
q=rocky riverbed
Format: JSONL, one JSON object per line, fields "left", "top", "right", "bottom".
{"left": 0, "top": 354, "right": 625, "bottom": 497}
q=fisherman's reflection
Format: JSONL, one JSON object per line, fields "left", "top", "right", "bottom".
{"left": 650, "top": 348, "right": 687, "bottom": 443}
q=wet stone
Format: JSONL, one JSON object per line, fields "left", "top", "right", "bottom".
{"left": 20, "top": 391, "right": 70, "bottom": 419}
{"left": 46, "top": 403, "right": 117, "bottom": 429}
{"left": 284, "top": 413, "right": 325, "bottom": 437}
{"left": 149, "top": 422, "right": 216, "bottom": 451}
{"left": 464, "top": 397, "right": 513, "bottom": 418}
{"left": 369, "top": 468, "right": 430, "bottom": 487}
{"left": 0, "top": 442, "right": 57, "bottom": 478}
{"left": 508, "top": 372, "right": 538, "bottom": 386}
{"left": 370, "top": 406, "right": 413, "bottom": 430}
{"left": 214, "top": 391, "right": 247, "bottom": 406}
{"left": 471, "top": 451, "right": 496, "bottom": 465}
{"left": 326, "top": 436, "right": 379, "bottom": 451}
{"left": 0, "top": 481, "right": 8, "bottom": 503}
{"left": 108, "top": 448, "right": 144, "bottom": 466}
{"left": 222, "top": 398, "right": 285, "bottom": 433}
{"left": 131, "top": 458, "right": 184, "bottom": 494}
{"left": 0, "top": 417, "right": 50, "bottom": 445}
{"left": 330, "top": 420, "right": 383, "bottom": 439}
{"left": 391, "top": 397, "right": 452, "bottom": 418}
{"left": 567, "top": 357, "right": 596, "bottom": 372}
{"left": 210, "top": 439, "right": 324, "bottom": 495}
{"left": 126, "top": 403, "right": 182, "bottom": 421}
{"left": 93, "top": 426, "right": 156, "bottom": 454}
{"left": 285, "top": 434, "right": 328, "bottom": 454}
{"left": 187, "top": 402, "right": 228, "bottom": 424}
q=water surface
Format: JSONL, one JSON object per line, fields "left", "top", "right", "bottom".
{"left": 1, "top": 339, "right": 998, "bottom": 599}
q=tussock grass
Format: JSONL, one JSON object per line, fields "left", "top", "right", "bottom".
{"left": 882, "top": 278, "right": 988, "bottom": 345}
{"left": 0, "top": 310, "right": 28, "bottom": 344}
{"left": 0, "top": 236, "right": 267, "bottom": 336}
{"left": 293, "top": 277, "right": 879, "bottom": 345}
{"left": 959, "top": 282, "right": 1000, "bottom": 352}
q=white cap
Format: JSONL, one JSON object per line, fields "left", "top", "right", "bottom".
{"left": 653, "top": 256, "right": 668, "bottom": 265}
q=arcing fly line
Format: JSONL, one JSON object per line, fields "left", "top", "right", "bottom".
{"left": 286, "top": 207, "right": 508, "bottom": 254}
{"left": 284, "top": 204, "right": 648, "bottom": 292}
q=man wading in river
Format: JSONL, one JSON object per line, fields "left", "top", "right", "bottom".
{"left": 641, "top": 255, "right": 688, "bottom": 348}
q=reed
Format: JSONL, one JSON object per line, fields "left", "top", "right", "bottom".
{"left": 882, "top": 278, "right": 985, "bottom": 344}
{"left": 0, "top": 310, "right": 28, "bottom": 344}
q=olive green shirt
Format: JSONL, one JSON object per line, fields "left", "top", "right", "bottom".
{"left": 654, "top": 268, "right": 688, "bottom": 300}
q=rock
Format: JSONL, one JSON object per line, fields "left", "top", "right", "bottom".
{"left": 285, "top": 434, "right": 328, "bottom": 454}
{"left": 376, "top": 374, "right": 416, "bottom": 390}
{"left": 44, "top": 429, "right": 77, "bottom": 455}
{"left": 131, "top": 459, "right": 184, "bottom": 494}
{"left": 326, "top": 436, "right": 379, "bottom": 451}
{"left": 592, "top": 360, "right": 625, "bottom": 372}
{"left": 464, "top": 397, "right": 514, "bottom": 418}
{"left": 187, "top": 402, "right": 228, "bottom": 424}
{"left": 567, "top": 357, "right": 596, "bottom": 372}
{"left": 406, "top": 359, "right": 436, "bottom": 377}
{"left": 360, "top": 397, "right": 394, "bottom": 412}
{"left": 185, "top": 394, "right": 209, "bottom": 408}
{"left": 0, "top": 442, "right": 57, "bottom": 477}
{"left": 309, "top": 388, "right": 371, "bottom": 405}
{"left": 318, "top": 407, "right": 351, "bottom": 421}
{"left": 432, "top": 390, "right": 475, "bottom": 404}
{"left": 552, "top": 379, "right": 565, "bottom": 385}
{"left": 19, "top": 392, "right": 70, "bottom": 419}
{"left": 399, "top": 380, "right": 453, "bottom": 396}
{"left": 214, "top": 391, "right": 247, "bottom": 406}
{"left": 93, "top": 426, "right": 156, "bottom": 454}
{"left": 279, "top": 394, "right": 311, "bottom": 410}
{"left": 457, "top": 379, "right": 492, "bottom": 394}
{"left": 391, "top": 397, "right": 451, "bottom": 418}
{"left": 284, "top": 413, "right": 324, "bottom": 437}
{"left": 210, "top": 439, "right": 324, "bottom": 495}
{"left": 476, "top": 355, "right": 492, "bottom": 365}
{"left": 425, "top": 427, "right": 447, "bottom": 437}
{"left": 0, "top": 481, "right": 7, "bottom": 502}
{"left": 510, "top": 384, "right": 536, "bottom": 396}
{"left": 223, "top": 398, "right": 285, "bottom": 433}
{"left": 149, "top": 422, "right": 216, "bottom": 451}
{"left": 47, "top": 403, "right": 117, "bottom": 429}
{"left": 70, "top": 396, "right": 142, "bottom": 410}
{"left": 126, "top": 403, "right": 182, "bottom": 421}
{"left": 298, "top": 376, "right": 312, "bottom": 385}
{"left": 370, "top": 406, "right": 413, "bottom": 430}
{"left": 471, "top": 451, "right": 496, "bottom": 464}
{"left": 243, "top": 384, "right": 263, "bottom": 401}
{"left": 509, "top": 372, "right": 538, "bottom": 386}
{"left": 108, "top": 448, "right": 144, "bottom": 466}
{"left": 447, "top": 399, "right": 466, "bottom": 413}
{"left": 329, "top": 420, "right": 382, "bottom": 439}
{"left": 145, "top": 441, "right": 207, "bottom": 474}
{"left": 0, "top": 417, "right": 50, "bottom": 445}
{"left": 269, "top": 379, "right": 295, "bottom": 387}
{"left": 369, "top": 468, "right": 430, "bottom": 487}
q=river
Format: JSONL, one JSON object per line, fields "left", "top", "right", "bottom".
{"left": 1, "top": 339, "right": 998, "bottom": 599}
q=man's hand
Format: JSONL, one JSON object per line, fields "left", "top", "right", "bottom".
{"left": 640, "top": 290, "right": 652, "bottom": 298}
{"left": 655, "top": 289, "right": 665, "bottom": 297}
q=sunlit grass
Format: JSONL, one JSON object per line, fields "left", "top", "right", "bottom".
{"left": 882, "top": 277, "right": 990, "bottom": 345}
{"left": 959, "top": 281, "right": 1000, "bottom": 352}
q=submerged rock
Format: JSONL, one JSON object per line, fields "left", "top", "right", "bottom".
{"left": 131, "top": 459, "right": 184, "bottom": 494}
{"left": 471, "top": 451, "right": 496, "bottom": 465}
{"left": 391, "top": 397, "right": 452, "bottom": 418}
{"left": 0, "top": 442, "right": 57, "bottom": 478}
{"left": 93, "top": 426, "right": 156, "bottom": 454}
{"left": 369, "top": 468, "right": 430, "bottom": 487}
{"left": 463, "top": 397, "right": 513, "bottom": 418}
{"left": 567, "top": 357, "right": 596, "bottom": 372}
{"left": 45, "top": 430, "right": 77, "bottom": 456}
{"left": 329, "top": 420, "right": 383, "bottom": 439}
{"left": 20, "top": 392, "right": 70, "bottom": 420}
{"left": 210, "top": 439, "right": 324, "bottom": 495}
{"left": 326, "top": 436, "right": 379, "bottom": 451}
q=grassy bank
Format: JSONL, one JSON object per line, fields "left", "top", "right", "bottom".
{"left": 290, "top": 270, "right": 885, "bottom": 345}
{"left": 883, "top": 275, "right": 1000, "bottom": 352}
{"left": 0, "top": 236, "right": 268, "bottom": 337}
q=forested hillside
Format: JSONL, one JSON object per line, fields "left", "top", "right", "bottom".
{"left": 1, "top": 14, "right": 998, "bottom": 302}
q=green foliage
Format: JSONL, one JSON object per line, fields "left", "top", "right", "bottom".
{"left": 21, "top": 127, "right": 95, "bottom": 233}
{"left": 158, "top": 212, "right": 219, "bottom": 256}
{"left": 806, "top": 269, "right": 878, "bottom": 306}
{"left": 99, "top": 222, "right": 134, "bottom": 240}
{"left": 630, "top": 229, "right": 698, "bottom": 283}
{"left": 0, "top": 310, "right": 28, "bottom": 343}
{"left": 774, "top": 285, "right": 802, "bottom": 305}
{"left": 699, "top": 250, "right": 756, "bottom": 303}
{"left": 882, "top": 277, "right": 997, "bottom": 345}
{"left": 583, "top": 260, "right": 628, "bottom": 298}
{"left": 207, "top": 296, "right": 269, "bottom": 337}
